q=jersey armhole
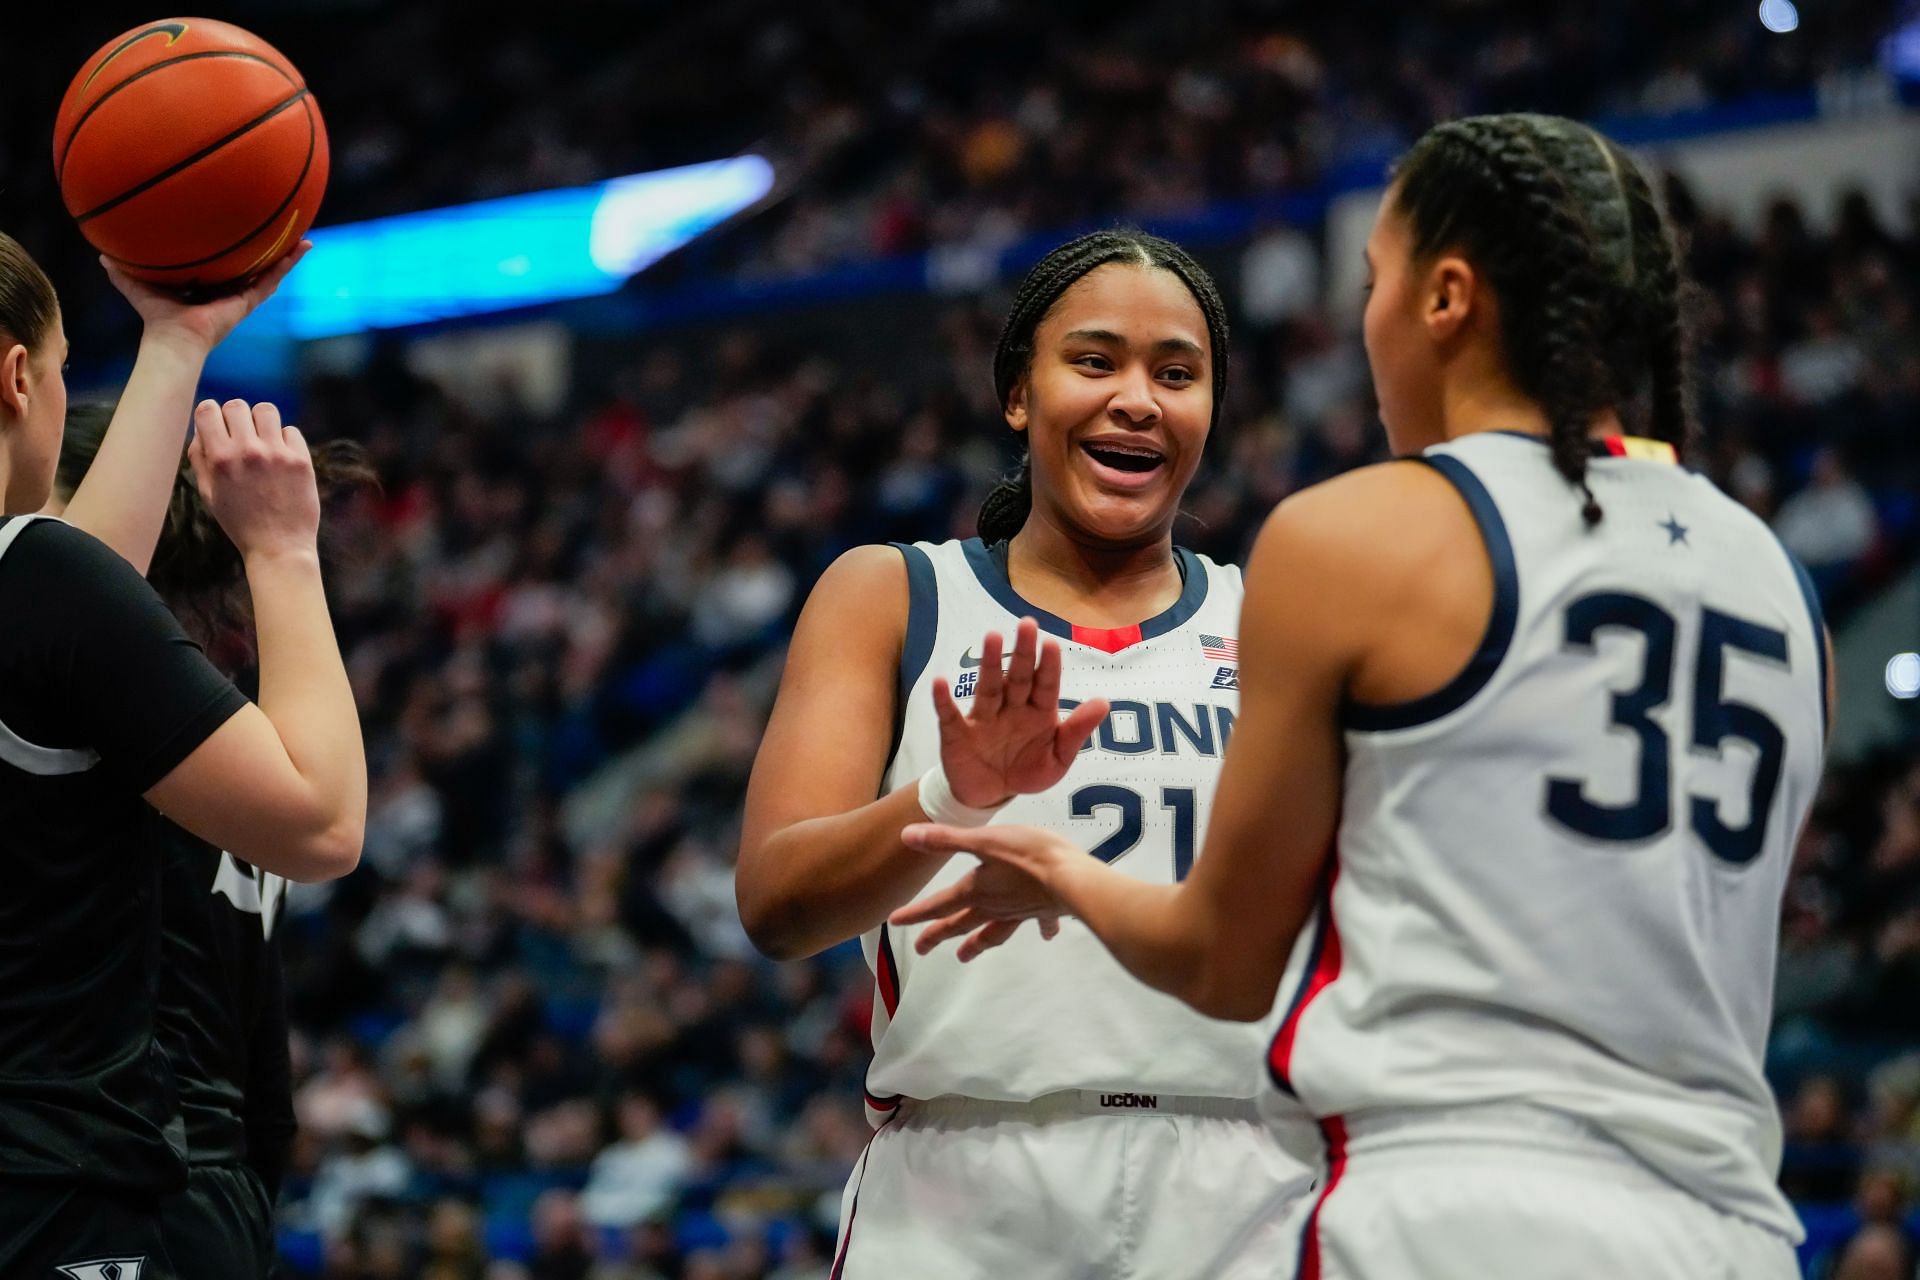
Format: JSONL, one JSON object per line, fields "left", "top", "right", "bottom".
{"left": 885, "top": 542, "right": 939, "bottom": 766}
{"left": 1341, "top": 453, "right": 1520, "bottom": 732}
{"left": 1779, "top": 544, "right": 1830, "bottom": 744}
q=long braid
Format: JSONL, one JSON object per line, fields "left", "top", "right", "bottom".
{"left": 1447, "top": 119, "right": 1617, "bottom": 524}
{"left": 1607, "top": 137, "right": 1698, "bottom": 457}
{"left": 978, "top": 228, "right": 1230, "bottom": 543}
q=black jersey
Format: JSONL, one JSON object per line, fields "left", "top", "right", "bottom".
{"left": 155, "top": 828, "right": 296, "bottom": 1192}
{"left": 0, "top": 516, "right": 248, "bottom": 1192}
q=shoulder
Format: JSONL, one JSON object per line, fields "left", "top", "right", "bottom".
{"left": 0, "top": 516, "right": 125, "bottom": 574}
{"left": 0, "top": 517, "right": 152, "bottom": 610}
{"left": 792, "top": 543, "right": 916, "bottom": 653}
{"left": 808, "top": 544, "right": 912, "bottom": 610}
{"left": 1245, "top": 459, "right": 1488, "bottom": 638}
{"left": 1255, "top": 458, "right": 1473, "bottom": 567}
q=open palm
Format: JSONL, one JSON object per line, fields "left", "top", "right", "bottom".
{"left": 934, "top": 617, "right": 1109, "bottom": 809}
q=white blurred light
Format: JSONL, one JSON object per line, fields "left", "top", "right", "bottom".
{"left": 1887, "top": 652, "right": 1920, "bottom": 699}
{"left": 1759, "top": 0, "right": 1800, "bottom": 34}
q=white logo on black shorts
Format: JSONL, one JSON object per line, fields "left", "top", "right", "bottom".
{"left": 58, "top": 1259, "right": 145, "bottom": 1280}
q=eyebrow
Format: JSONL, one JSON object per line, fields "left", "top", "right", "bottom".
{"left": 1062, "top": 329, "right": 1206, "bottom": 359}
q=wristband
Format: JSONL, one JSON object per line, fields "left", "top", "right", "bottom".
{"left": 917, "top": 764, "right": 1008, "bottom": 828}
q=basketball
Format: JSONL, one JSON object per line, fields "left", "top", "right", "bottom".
{"left": 53, "top": 17, "right": 328, "bottom": 290}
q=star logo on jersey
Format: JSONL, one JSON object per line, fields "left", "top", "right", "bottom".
{"left": 58, "top": 1259, "right": 146, "bottom": 1280}
{"left": 1659, "top": 513, "right": 1690, "bottom": 546}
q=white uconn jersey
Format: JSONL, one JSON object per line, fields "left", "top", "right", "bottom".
{"left": 867, "top": 537, "right": 1301, "bottom": 1114}
{"left": 1267, "top": 433, "right": 1825, "bottom": 1238}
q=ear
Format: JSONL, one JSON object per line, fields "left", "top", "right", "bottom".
{"left": 1003, "top": 378, "right": 1030, "bottom": 435}
{"left": 0, "top": 343, "right": 27, "bottom": 421}
{"left": 1423, "top": 254, "right": 1477, "bottom": 346}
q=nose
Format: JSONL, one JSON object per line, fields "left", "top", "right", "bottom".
{"left": 1107, "top": 367, "right": 1160, "bottom": 426}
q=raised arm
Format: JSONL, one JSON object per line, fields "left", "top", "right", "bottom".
{"left": 894, "top": 498, "right": 1349, "bottom": 1015}
{"left": 897, "top": 461, "right": 1479, "bottom": 1019}
{"left": 737, "top": 547, "right": 1106, "bottom": 960}
{"left": 60, "top": 249, "right": 305, "bottom": 574}
{"left": 144, "top": 398, "right": 365, "bottom": 882}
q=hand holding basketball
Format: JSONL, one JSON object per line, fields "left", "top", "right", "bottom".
{"left": 188, "top": 398, "right": 319, "bottom": 560}
{"left": 933, "top": 617, "right": 1111, "bottom": 809}
{"left": 55, "top": 18, "right": 329, "bottom": 290}
{"left": 104, "top": 241, "right": 310, "bottom": 355}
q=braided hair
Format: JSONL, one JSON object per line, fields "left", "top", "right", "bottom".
{"left": 1391, "top": 114, "right": 1697, "bottom": 526}
{"left": 977, "top": 229, "right": 1230, "bottom": 544}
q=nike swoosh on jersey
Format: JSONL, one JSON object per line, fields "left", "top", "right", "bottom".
{"left": 959, "top": 648, "right": 983, "bottom": 668}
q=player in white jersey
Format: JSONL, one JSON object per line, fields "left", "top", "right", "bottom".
{"left": 895, "top": 114, "right": 1828, "bottom": 1279}
{"left": 738, "top": 230, "right": 1318, "bottom": 1278}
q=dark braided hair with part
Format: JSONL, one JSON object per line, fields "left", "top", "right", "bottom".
{"left": 1391, "top": 114, "right": 1698, "bottom": 526}
{"left": 977, "top": 229, "right": 1230, "bottom": 544}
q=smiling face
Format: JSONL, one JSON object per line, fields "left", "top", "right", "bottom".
{"left": 1006, "top": 262, "right": 1213, "bottom": 547}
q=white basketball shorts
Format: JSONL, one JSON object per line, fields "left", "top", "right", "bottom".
{"left": 828, "top": 1090, "right": 1320, "bottom": 1280}
{"left": 1279, "top": 1106, "right": 1800, "bottom": 1280}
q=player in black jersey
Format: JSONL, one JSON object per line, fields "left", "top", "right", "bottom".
{"left": 0, "top": 231, "right": 366, "bottom": 1278}
{"left": 52, "top": 403, "right": 375, "bottom": 1279}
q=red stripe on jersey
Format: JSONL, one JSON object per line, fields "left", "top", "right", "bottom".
{"left": 876, "top": 924, "right": 901, "bottom": 1018}
{"left": 1294, "top": 1115, "right": 1350, "bottom": 1280}
{"left": 1071, "top": 622, "right": 1145, "bottom": 653}
{"left": 863, "top": 1088, "right": 900, "bottom": 1113}
{"left": 1599, "top": 435, "right": 1629, "bottom": 457}
{"left": 1267, "top": 866, "right": 1342, "bottom": 1092}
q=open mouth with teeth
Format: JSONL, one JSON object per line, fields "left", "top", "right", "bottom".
{"left": 1080, "top": 440, "right": 1167, "bottom": 475}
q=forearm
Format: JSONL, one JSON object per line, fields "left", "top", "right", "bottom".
{"left": 1053, "top": 861, "right": 1226, "bottom": 1011}
{"left": 740, "top": 783, "right": 946, "bottom": 961}
{"left": 246, "top": 547, "right": 366, "bottom": 849}
{"left": 61, "top": 333, "right": 206, "bottom": 573}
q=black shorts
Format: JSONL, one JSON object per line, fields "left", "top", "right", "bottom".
{"left": 157, "top": 1164, "right": 274, "bottom": 1280}
{"left": 0, "top": 1181, "right": 177, "bottom": 1279}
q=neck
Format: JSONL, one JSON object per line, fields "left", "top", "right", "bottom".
{"left": 0, "top": 453, "right": 31, "bottom": 516}
{"left": 1437, "top": 377, "right": 1625, "bottom": 444}
{"left": 1006, "top": 507, "right": 1181, "bottom": 626}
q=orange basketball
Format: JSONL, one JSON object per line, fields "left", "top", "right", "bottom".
{"left": 54, "top": 17, "right": 329, "bottom": 290}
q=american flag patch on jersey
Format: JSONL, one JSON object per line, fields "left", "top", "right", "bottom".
{"left": 1200, "top": 634, "right": 1238, "bottom": 662}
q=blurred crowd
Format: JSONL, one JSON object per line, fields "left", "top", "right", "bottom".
{"left": 2, "top": 3, "right": 1917, "bottom": 1278}
{"left": 1, "top": 0, "right": 1903, "bottom": 357}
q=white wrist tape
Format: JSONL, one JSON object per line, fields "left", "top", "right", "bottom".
{"left": 918, "top": 764, "right": 1008, "bottom": 828}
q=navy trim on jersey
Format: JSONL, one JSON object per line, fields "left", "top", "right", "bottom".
{"left": 959, "top": 537, "right": 1208, "bottom": 643}
{"left": 1342, "top": 454, "right": 1519, "bottom": 731}
{"left": 890, "top": 543, "right": 939, "bottom": 759}
{"left": 1781, "top": 548, "right": 1829, "bottom": 740}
